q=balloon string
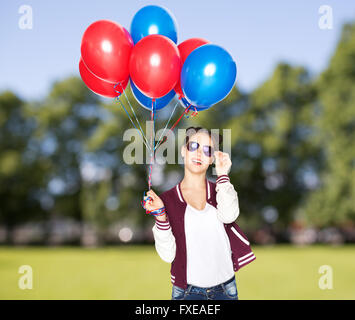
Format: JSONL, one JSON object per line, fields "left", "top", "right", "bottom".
{"left": 157, "top": 105, "right": 191, "bottom": 147}
{"left": 117, "top": 82, "right": 152, "bottom": 149}
{"left": 154, "top": 99, "right": 179, "bottom": 151}
{"left": 184, "top": 104, "right": 198, "bottom": 118}
{"left": 147, "top": 99, "right": 156, "bottom": 190}
{"left": 114, "top": 83, "right": 152, "bottom": 153}
{"left": 155, "top": 103, "right": 198, "bottom": 149}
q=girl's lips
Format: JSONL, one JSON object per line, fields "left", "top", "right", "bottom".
{"left": 192, "top": 159, "right": 203, "bottom": 165}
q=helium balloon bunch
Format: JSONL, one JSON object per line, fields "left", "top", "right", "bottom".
{"left": 79, "top": 5, "right": 237, "bottom": 195}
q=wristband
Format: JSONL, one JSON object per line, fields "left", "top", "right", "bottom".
{"left": 141, "top": 191, "right": 166, "bottom": 216}
{"left": 147, "top": 206, "right": 166, "bottom": 216}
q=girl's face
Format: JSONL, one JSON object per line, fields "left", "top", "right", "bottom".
{"left": 181, "top": 132, "right": 215, "bottom": 174}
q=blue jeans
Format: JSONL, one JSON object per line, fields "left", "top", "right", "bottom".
{"left": 171, "top": 276, "right": 238, "bottom": 300}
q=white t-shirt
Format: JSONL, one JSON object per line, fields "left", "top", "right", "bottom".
{"left": 184, "top": 202, "right": 235, "bottom": 287}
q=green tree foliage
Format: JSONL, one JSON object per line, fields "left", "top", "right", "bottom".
{"left": 0, "top": 91, "right": 46, "bottom": 240}
{"left": 28, "top": 77, "right": 102, "bottom": 224}
{"left": 303, "top": 23, "right": 355, "bottom": 226}
{"left": 219, "top": 64, "right": 318, "bottom": 229}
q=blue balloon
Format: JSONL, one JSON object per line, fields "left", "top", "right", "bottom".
{"left": 130, "top": 5, "right": 178, "bottom": 45}
{"left": 130, "top": 80, "right": 175, "bottom": 111}
{"left": 181, "top": 44, "right": 237, "bottom": 108}
{"left": 179, "top": 96, "right": 210, "bottom": 112}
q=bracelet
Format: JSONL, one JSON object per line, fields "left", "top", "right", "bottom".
{"left": 147, "top": 206, "right": 166, "bottom": 216}
{"left": 141, "top": 191, "right": 166, "bottom": 217}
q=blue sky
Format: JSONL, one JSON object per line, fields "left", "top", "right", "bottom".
{"left": 0, "top": 0, "right": 354, "bottom": 100}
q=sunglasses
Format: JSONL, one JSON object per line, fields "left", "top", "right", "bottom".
{"left": 186, "top": 141, "right": 214, "bottom": 157}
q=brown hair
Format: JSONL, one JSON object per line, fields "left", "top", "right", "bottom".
{"left": 184, "top": 126, "right": 222, "bottom": 149}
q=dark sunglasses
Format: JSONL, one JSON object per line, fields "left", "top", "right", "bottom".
{"left": 186, "top": 141, "right": 214, "bottom": 157}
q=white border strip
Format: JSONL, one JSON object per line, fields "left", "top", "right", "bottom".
{"left": 239, "top": 255, "right": 255, "bottom": 266}
{"left": 217, "top": 178, "right": 229, "bottom": 184}
{"left": 231, "top": 226, "right": 250, "bottom": 246}
{"left": 238, "top": 252, "right": 254, "bottom": 262}
{"left": 176, "top": 185, "right": 184, "bottom": 203}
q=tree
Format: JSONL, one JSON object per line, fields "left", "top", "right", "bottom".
{"left": 224, "top": 63, "right": 318, "bottom": 229}
{"left": 29, "top": 77, "right": 102, "bottom": 230}
{"left": 0, "top": 91, "right": 46, "bottom": 242}
{"left": 303, "top": 22, "right": 355, "bottom": 227}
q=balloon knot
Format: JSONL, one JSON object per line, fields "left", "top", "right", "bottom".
{"left": 191, "top": 106, "right": 198, "bottom": 117}
{"left": 113, "top": 81, "right": 123, "bottom": 99}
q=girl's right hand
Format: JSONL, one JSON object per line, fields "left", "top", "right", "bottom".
{"left": 144, "top": 189, "right": 166, "bottom": 221}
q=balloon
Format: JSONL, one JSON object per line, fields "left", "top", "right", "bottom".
{"left": 79, "top": 57, "right": 128, "bottom": 98}
{"left": 129, "top": 34, "right": 181, "bottom": 99}
{"left": 130, "top": 80, "right": 175, "bottom": 111}
{"left": 181, "top": 44, "right": 237, "bottom": 107}
{"left": 174, "top": 38, "right": 210, "bottom": 97}
{"left": 130, "top": 5, "right": 178, "bottom": 45}
{"left": 179, "top": 96, "right": 210, "bottom": 112}
{"left": 81, "top": 20, "right": 133, "bottom": 83}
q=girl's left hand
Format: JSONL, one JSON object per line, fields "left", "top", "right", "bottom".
{"left": 214, "top": 151, "right": 232, "bottom": 176}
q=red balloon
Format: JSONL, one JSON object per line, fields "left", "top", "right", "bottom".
{"left": 174, "top": 38, "right": 210, "bottom": 97}
{"left": 129, "top": 34, "right": 181, "bottom": 99}
{"left": 81, "top": 20, "right": 133, "bottom": 83}
{"left": 79, "top": 57, "right": 128, "bottom": 98}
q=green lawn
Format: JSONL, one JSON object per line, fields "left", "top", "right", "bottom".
{"left": 0, "top": 245, "right": 354, "bottom": 300}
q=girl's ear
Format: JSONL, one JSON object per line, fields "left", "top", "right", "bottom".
{"left": 181, "top": 144, "right": 186, "bottom": 158}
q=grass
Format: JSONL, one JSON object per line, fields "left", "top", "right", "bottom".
{"left": 0, "top": 245, "right": 354, "bottom": 300}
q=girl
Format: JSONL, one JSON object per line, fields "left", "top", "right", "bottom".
{"left": 144, "top": 127, "right": 255, "bottom": 300}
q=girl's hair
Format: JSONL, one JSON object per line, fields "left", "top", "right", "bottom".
{"left": 184, "top": 126, "right": 222, "bottom": 149}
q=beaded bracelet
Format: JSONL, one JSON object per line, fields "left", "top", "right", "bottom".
{"left": 147, "top": 206, "right": 166, "bottom": 217}
{"left": 141, "top": 192, "right": 166, "bottom": 216}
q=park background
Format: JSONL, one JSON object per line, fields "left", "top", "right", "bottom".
{"left": 0, "top": 0, "right": 355, "bottom": 299}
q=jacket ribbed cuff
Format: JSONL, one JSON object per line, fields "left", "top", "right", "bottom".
{"left": 216, "top": 174, "right": 230, "bottom": 185}
{"left": 154, "top": 218, "right": 171, "bottom": 231}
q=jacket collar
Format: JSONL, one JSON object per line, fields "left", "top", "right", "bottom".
{"left": 175, "top": 178, "right": 211, "bottom": 204}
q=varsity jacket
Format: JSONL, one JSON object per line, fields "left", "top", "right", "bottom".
{"left": 152, "top": 174, "right": 256, "bottom": 289}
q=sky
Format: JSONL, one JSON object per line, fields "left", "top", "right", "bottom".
{"left": 0, "top": 0, "right": 354, "bottom": 101}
